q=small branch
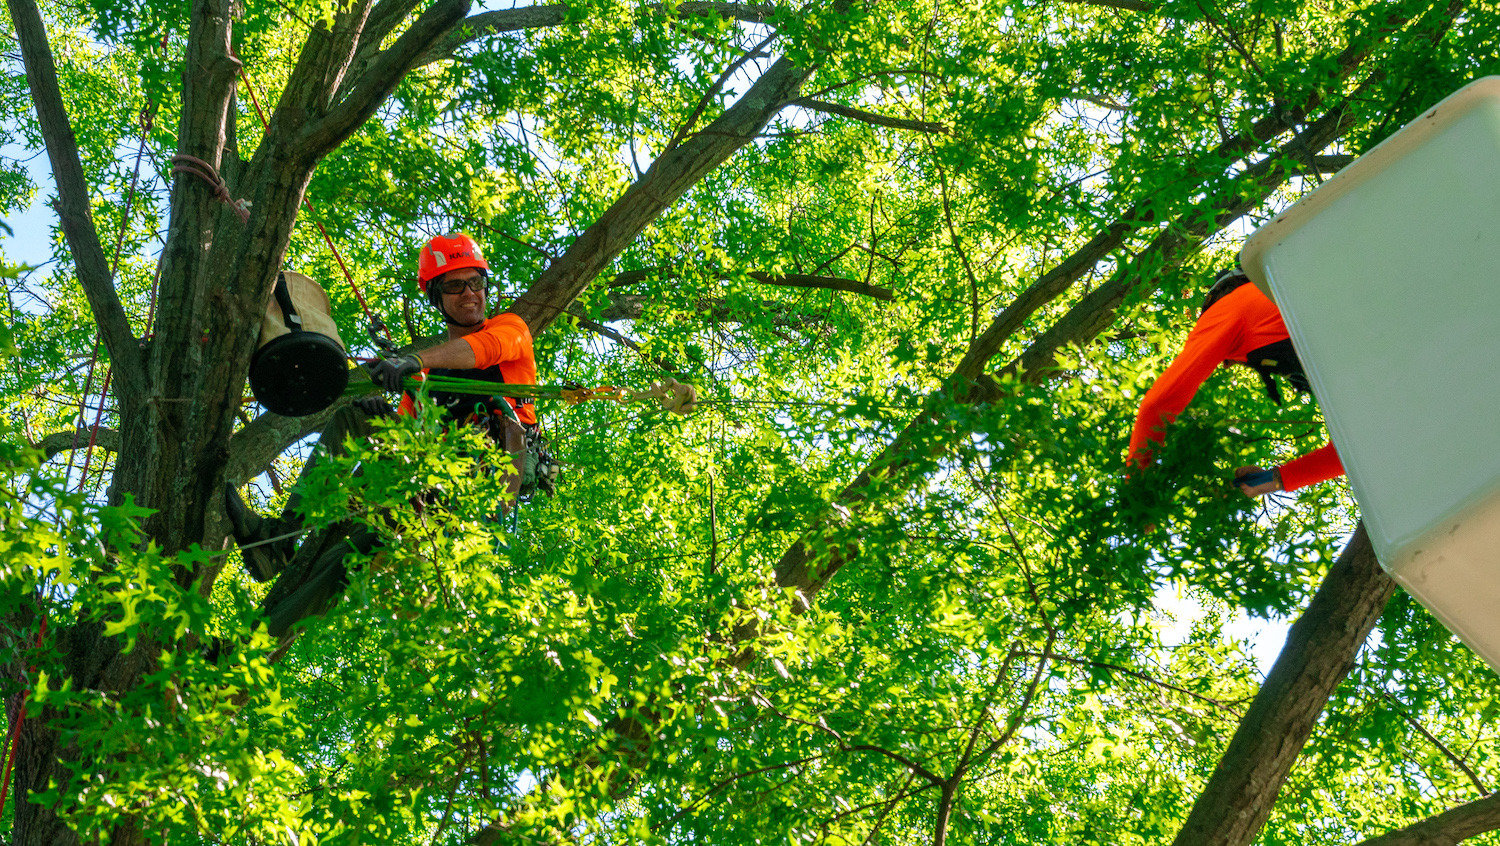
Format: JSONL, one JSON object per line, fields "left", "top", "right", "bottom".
{"left": 608, "top": 268, "right": 892, "bottom": 300}
{"left": 751, "top": 690, "right": 945, "bottom": 785}
{"left": 655, "top": 753, "right": 826, "bottom": 832}
{"left": 568, "top": 312, "right": 680, "bottom": 371}
{"left": 1069, "top": 92, "right": 1130, "bottom": 112}
{"left": 1194, "top": 0, "right": 1269, "bottom": 81}
{"left": 1381, "top": 692, "right": 1488, "bottom": 795}
{"left": 843, "top": 744, "right": 946, "bottom": 788}
{"left": 931, "top": 155, "right": 981, "bottom": 340}
{"left": 508, "top": 52, "right": 816, "bottom": 333}
{"left": 973, "top": 632, "right": 1055, "bottom": 764}
{"left": 1029, "top": 652, "right": 1245, "bottom": 715}
{"left": 789, "top": 97, "right": 948, "bottom": 134}
{"left": 37, "top": 427, "right": 121, "bottom": 460}
{"left": 665, "top": 32, "right": 778, "bottom": 153}
{"left": 746, "top": 272, "right": 894, "bottom": 300}
{"left": 708, "top": 472, "right": 719, "bottom": 575}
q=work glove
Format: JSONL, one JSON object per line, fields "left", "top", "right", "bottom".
{"left": 369, "top": 354, "right": 423, "bottom": 392}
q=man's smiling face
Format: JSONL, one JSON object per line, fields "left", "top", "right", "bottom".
{"left": 439, "top": 268, "right": 487, "bottom": 327}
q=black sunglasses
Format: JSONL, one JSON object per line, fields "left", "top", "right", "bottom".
{"left": 438, "top": 275, "right": 487, "bottom": 295}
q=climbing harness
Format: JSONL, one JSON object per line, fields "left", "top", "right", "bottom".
{"left": 488, "top": 397, "right": 560, "bottom": 500}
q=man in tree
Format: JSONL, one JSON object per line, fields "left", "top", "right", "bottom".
{"left": 224, "top": 233, "right": 542, "bottom": 623}
{"left": 1127, "top": 265, "right": 1345, "bottom": 497}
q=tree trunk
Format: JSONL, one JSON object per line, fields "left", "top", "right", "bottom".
{"left": 1170, "top": 526, "right": 1396, "bottom": 846}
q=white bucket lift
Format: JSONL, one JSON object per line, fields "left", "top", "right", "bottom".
{"left": 1240, "top": 76, "right": 1500, "bottom": 671}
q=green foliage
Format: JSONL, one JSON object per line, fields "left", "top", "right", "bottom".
{"left": 7, "top": 0, "right": 1500, "bottom": 842}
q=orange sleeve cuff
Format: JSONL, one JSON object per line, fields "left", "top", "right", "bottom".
{"left": 1277, "top": 442, "right": 1345, "bottom": 491}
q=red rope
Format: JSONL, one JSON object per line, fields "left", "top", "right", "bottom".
{"left": 75, "top": 108, "right": 148, "bottom": 498}
{"left": 0, "top": 616, "right": 48, "bottom": 820}
{"left": 76, "top": 367, "right": 113, "bottom": 498}
{"left": 60, "top": 340, "right": 102, "bottom": 491}
{"left": 8, "top": 103, "right": 155, "bottom": 817}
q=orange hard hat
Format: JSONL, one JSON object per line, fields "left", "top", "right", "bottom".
{"left": 417, "top": 232, "right": 489, "bottom": 292}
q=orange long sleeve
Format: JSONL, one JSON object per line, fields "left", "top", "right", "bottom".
{"left": 1127, "top": 284, "right": 1342, "bottom": 489}
{"left": 460, "top": 314, "right": 538, "bottom": 425}
{"left": 398, "top": 313, "right": 540, "bottom": 426}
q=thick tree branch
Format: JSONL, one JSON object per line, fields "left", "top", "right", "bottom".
{"left": 302, "top": 0, "right": 471, "bottom": 161}
{"left": 421, "top": 2, "right": 780, "bottom": 64}
{"left": 1170, "top": 527, "right": 1396, "bottom": 846}
{"left": 951, "top": 0, "right": 1426, "bottom": 384}
{"left": 790, "top": 97, "right": 948, "bottom": 134}
{"left": 36, "top": 427, "right": 121, "bottom": 461}
{"left": 509, "top": 54, "right": 816, "bottom": 333}
{"left": 224, "top": 403, "right": 345, "bottom": 484}
{"left": 353, "top": 0, "right": 427, "bottom": 68}
{"left": 1353, "top": 791, "right": 1500, "bottom": 846}
{"left": 7, "top": 0, "right": 143, "bottom": 393}
{"left": 1311, "top": 153, "right": 1355, "bottom": 173}
{"left": 992, "top": 96, "right": 1361, "bottom": 387}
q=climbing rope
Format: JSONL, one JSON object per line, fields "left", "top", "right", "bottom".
{"left": 0, "top": 616, "right": 47, "bottom": 821}
{"left": 347, "top": 374, "right": 700, "bottom": 417}
{"left": 170, "top": 154, "right": 250, "bottom": 223}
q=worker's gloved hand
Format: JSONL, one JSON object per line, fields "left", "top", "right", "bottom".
{"left": 1234, "top": 465, "right": 1284, "bottom": 498}
{"left": 368, "top": 354, "right": 423, "bottom": 392}
{"left": 352, "top": 394, "right": 394, "bottom": 418}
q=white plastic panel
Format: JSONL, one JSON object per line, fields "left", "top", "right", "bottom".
{"left": 1240, "top": 77, "right": 1500, "bottom": 670}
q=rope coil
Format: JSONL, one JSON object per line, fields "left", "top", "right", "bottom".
{"left": 170, "top": 154, "right": 250, "bottom": 223}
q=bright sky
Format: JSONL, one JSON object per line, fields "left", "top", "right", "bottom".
{"left": 1, "top": 141, "right": 60, "bottom": 273}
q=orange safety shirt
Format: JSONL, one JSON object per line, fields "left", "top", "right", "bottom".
{"left": 398, "top": 313, "right": 539, "bottom": 427}
{"left": 1126, "top": 283, "right": 1343, "bottom": 492}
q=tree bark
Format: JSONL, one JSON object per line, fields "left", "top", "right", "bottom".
{"left": 10, "top": 0, "right": 473, "bottom": 837}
